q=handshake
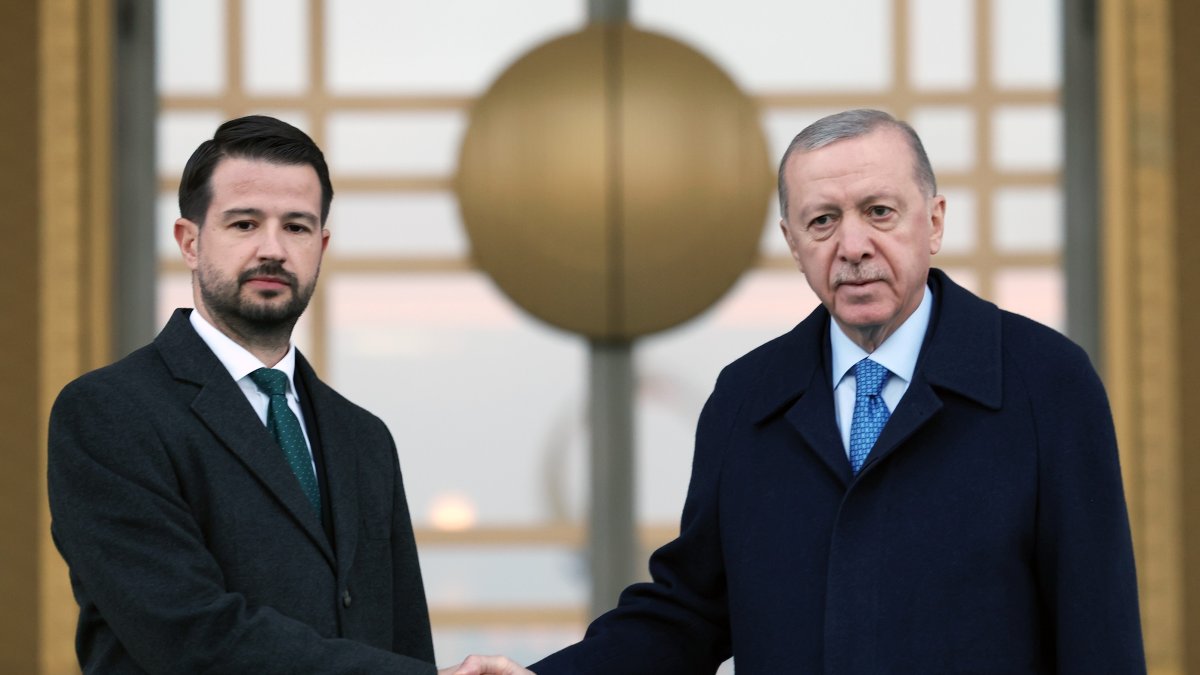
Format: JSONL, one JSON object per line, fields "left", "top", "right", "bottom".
{"left": 438, "top": 655, "right": 533, "bottom": 675}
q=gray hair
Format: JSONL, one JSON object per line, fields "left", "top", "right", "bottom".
{"left": 777, "top": 109, "right": 937, "bottom": 220}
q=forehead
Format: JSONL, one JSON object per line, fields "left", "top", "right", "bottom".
{"left": 207, "top": 157, "right": 321, "bottom": 207}
{"left": 784, "top": 127, "right": 919, "bottom": 203}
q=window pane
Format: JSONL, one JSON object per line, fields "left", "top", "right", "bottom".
{"left": 157, "top": 0, "right": 226, "bottom": 94}
{"left": 325, "top": 0, "right": 586, "bottom": 94}
{"left": 939, "top": 188, "right": 978, "bottom": 255}
{"left": 327, "top": 111, "right": 466, "bottom": 176}
{"left": 992, "top": 0, "right": 1061, "bottom": 89}
{"left": 909, "top": 0, "right": 975, "bottom": 90}
{"left": 992, "top": 105, "right": 1062, "bottom": 171}
{"left": 329, "top": 192, "right": 468, "bottom": 257}
{"left": 635, "top": 0, "right": 893, "bottom": 92}
{"left": 911, "top": 106, "right": 977, "bottom": 173}
{"left": 326, "top": 274, "right": 586, "bottom": 526}
{"left": 992, "top": 186, "right": 1062, "bottom": 253}
{"left": 995, "top": 267, "right": 1064, "bottom": 331}
{"left": 158, "top": 110, "right": 225, "bottom": 176}
{"left": 243, "top": 0, "right": 310, "bottom": 95}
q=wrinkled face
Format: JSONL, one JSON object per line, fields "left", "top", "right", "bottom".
{"left": 780, "top": 127, "right": 944, "bottom": 349}
{"left": 175, "top": 157, "right": 330, "bottom": 333}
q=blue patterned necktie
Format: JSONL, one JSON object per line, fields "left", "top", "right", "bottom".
{"left": 249, "top": 368, "right": 321, "bottom": 514}
{"left": 849, "top": 358, "right": 891, "bottom": 474}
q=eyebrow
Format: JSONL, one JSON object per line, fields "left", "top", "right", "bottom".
{"left": 221, "top": 207, "right": 319, "bottom": 225}
{"left": 795, "top": 200, "right": 842, "bottom": 221}
{"left": 857, "top": 191, "right": 901, "bottom": 207}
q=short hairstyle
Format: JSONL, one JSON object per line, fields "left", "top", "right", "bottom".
{"left": 776, "top": 109, "right": 937, "bottom": 220}
{"left": 178, "top": 115, "right": 334, "bottom": 225}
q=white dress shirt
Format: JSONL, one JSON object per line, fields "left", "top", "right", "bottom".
{"left": 830, "top": 285, "right": 933, "bottom": 457}
{"left": 189, "top": 310, "right": 318, "bottom": 479}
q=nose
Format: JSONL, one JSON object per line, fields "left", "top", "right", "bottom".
{"left": 837, "top": 214, "right": 875, "bottom": 263}
{"left": 256, "top": 222, "right": 287, "bottom": 260}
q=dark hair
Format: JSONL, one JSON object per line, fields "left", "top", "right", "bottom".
{"left": 777, "top": 109, "right": 937, "bottom": 220}
{"left": 178, "top": 115, "right": 334, "bottom": 225}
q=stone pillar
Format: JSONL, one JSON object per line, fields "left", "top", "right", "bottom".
{"left": 0, "top": 0, "right": 113, "bottom": 672}
{"left": 1100, "top": 0, "right": 1200, "bottom": 672}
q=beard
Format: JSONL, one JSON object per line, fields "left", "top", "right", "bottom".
{"left": 197, "top": 259, "right": 318, "bottom": 339}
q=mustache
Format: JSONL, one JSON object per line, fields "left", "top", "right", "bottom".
{"left": 238, "top": 263, "right": 297, "bottom": 289}
{"left": 833, "top": 266, "right": 887, "bottom": 287}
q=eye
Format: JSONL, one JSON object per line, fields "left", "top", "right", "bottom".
{"left": 868, "top": 205, "right": 894, "bottom": 219}
{"left": 232, "top": 220, "right": 255, "bottom": 231}
{"left": 808, "top": 214, "right": 836, "bottom": 230}
{"left": 285, "top": 222, "right": 312, "bottom": 234}
{"left": 803, "top": 214, "right": 837, "bottom": 240}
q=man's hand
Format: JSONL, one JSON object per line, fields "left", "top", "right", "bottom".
{"left": 438, "top": 654, "right": 533, "bottom": 675}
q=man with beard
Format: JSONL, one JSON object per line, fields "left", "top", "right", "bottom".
{"left": 48, "top": 116, "right": 466, "bottom": 674}
{"left": 454, "top": 109, "right": 1145, "bottom": 674}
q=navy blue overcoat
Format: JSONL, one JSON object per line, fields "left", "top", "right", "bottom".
{"left": 533, "top": 269, "right": 1144, "bottom": 674}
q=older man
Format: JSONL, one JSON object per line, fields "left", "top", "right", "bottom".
{"left": 462, "top": 109, "right": 1145, "bottom": 674}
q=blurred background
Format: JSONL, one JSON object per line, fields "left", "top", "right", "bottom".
{"left": 3, "top": 0, "right": 1199, "bottom": 673}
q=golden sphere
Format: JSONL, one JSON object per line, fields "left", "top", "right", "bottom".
{"left": 457, "top": 24, "right": 772, "bottom": 339}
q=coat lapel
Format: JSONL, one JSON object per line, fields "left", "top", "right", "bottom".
{"left": 296, "top": 355, "right": 360, "bottom": 581}
{"left": 860, "top": 270, "right": 1004, "bottom": 475}
{"left": 750, "top": 307, "right": 853, "bottom": 488}
{"left": 749, "top": 270, "right": 1005, "bottom": 485}
{"left": 155, "top": 309, "right": 335, "bottom": 567}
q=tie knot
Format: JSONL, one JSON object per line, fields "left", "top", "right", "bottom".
{"left": 854, "top": 358, "right": 889, "bottom": 397}
{"left": 249, "top": 367, "right": 289, "bottom": 397}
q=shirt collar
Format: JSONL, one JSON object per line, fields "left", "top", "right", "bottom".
{"left": 189, "top": 309, "right": 298, "bottom": 394}
{"left": 830, "top": 284, "right": 933, "bottom": 387}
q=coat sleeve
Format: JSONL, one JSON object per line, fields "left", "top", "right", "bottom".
{"left": 529, "top": 368, "right": 743, "bottom": 675}
{"left": 47, "top": 376, "right": 438, "bottom": 675}
{"left": 1025, "top": 343, "right": 1146, "bottom": 673}
{"left": 388, "top": 434, "right": 436, "bottom": 659}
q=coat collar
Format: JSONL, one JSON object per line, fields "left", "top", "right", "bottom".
{"left": 748, "top": 269, "right": 1004, "bottom": 484}
{"left": 294, "top": 352, "right": 361, "bottom": 583}
{"left": 154, "top": 308, "right": 339, "bottom": 568}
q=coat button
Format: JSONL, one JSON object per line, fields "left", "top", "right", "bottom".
{"left": 342, "top": 590, "right": 352, "bottom": 608}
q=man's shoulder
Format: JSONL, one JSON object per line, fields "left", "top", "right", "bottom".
{"left": 932, "top": 270, "right": 1099, "bottom": 389}
{"left": 56, "top": 340, "right": 168, "bottom": 403}
{"left": 998, "top": 309, "right": 1100, "bottom": 389}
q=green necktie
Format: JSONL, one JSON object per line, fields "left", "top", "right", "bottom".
{"left": 249, "top": 368, "right": 321, "bottom": 514}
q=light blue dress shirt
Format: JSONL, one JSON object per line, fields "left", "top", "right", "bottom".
{"left": 830, "top": 285, "right": 934, "bottom": 457}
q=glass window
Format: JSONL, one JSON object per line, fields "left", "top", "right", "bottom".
{"left": 327, "top": 111, "right": 467, "bottom": 176}
{"left": 909, "top": 0, "right": 976, "bottom": 90}
{"left": 330, "top": 192, "right": 468, "bottom": 258}
{"left": 992, "top": 105, "right": 1063, "bottom": 171}
{"left": 911, "top": 106, "right": 977, "bottom": 173}
{"left": 992, "top": 186, "right": 1062, "bottom": 253}
{"left": 243, "top": 0, "right": 310, "bottom": 95}
{"left": 992, "top": 0, "right": 1062, "bottom": 89}
{"left": 325, "top": 0, "right": 586, "bottom": 94}
{"left": 636, "top": 0, "right": 893, "bottom": 92}
{"left": 157, "top": 0, "right": 226, "bottom": 94}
